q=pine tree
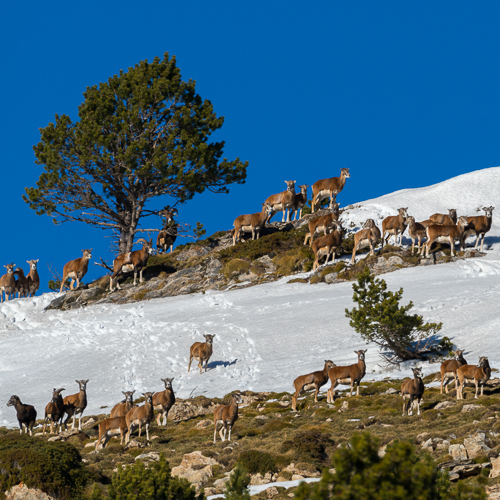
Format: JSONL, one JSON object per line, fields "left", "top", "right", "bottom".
{"left": 24, "top": 53, "right": 248, "bottom": 254}
{"left": 224, "top": 464, "right": 250, "bottom": 500}
{"left": 293, "top": 433, "right": 486, "bottom": 500}
{"left": 345, "top": 267, "right": 450, "bottom": 363}
{"left": 106, "top": 456, "right": 199, "bottom": 500}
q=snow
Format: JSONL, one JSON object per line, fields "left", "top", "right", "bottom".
{"left": 1, "top": 166, "right": 500, "bottom": 428}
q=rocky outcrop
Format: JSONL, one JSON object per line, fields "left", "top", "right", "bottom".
{"left": 5, "top": 484, "right": 56, "bottom": 500}
{"left": 171, "top": 451, "right": 219, "bottom": 491}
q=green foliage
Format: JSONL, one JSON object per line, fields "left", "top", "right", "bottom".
{"left": 106, "top": 455, "right": 198, "bottom": 500}
{"left": 225, "top": 464, "right": 250, "bottom": 500}
{"left": 194, "top": 222, "right": 207, "bottom": 240}
{"left": 48, "top": 279, "right": 62, "bottom": 291}
{"left": 345, "top": 267, "right": 445, "bottom": 362}
{"left": 293, "top": 433, "right": 485, "bottom": 500}
{"left": 281, "top": 431, "right": 333, "bottom": 469}
{"left": 24, "top": 52, "right": 248, "bottom": 253}
{"left": 0, "top": 434, "right": 94, "bottom": 500}
{"left": 236, "top": 450, "right": 277, "bottom": 475}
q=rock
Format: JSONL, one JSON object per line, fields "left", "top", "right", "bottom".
{"left": 378, "top": 444, "right": 388, "bottom": 458}
{"left": 292, "top": 474, "right": 305, "bottom": 481}
{"left": 196, "top": 419, "right": 213, "bottom": 429}
{"left": 173, "top": 451, "right": 219, "bottom": 471}
{"left": 267, "top": 487, "right": 280, "bottom": 499}
{"left": 416, "top": 433, "right": 431, "bottom": 444}
{"left": 177, "top": 465, "right": 213, "bottom": 489}
{"left": 462, "top": 404, "right": 482, "bottom": 412}
{"left": 338, "top": 400, "right": 348, "bottom": 413}
{"left": 464, "top": 433, "right": 491, "bottom": 459}
{"left": 490, "top": 457, "right": 500, "bottom": 478}
{"left": 324, "top": 272, "right": 338, "bottom": 283}
{"left": 436, "top": 440, "right": 451, "bottom": 450}
{"left": 279, "top": 401, "right": 290, "bottom": 407}
{"left": 385, "top": 388, "right": 398, "bottom": 394}
{"left": 486, "top": 484, "right": 500, "bottom": 499}
{"left": 387, "top": 256, "right": 404, "bottom": 266}
{"left": 250, "top": 473, "right": 273, "bottom": 485}
{"left": 213, "top": 477, "right": 230, "bottom": 491}
{"left": 204, "top": 487, "right": 221, "bottom": 496}
{"left": 135, "top": 452, "right": 160, "bottom": 462}
{"left": 449, "top": 444, "right": 468, "bottom": 461}
{"left": 176, "top": 246, "right": 210, "bottom": 262}
{"left": 434, "top": 400, "right": 456, "bottom": 410}
{"left": 124, "top": 440, "right": 146, "bottom": 450}
{"left": 84, "top": 440, "right": 98, "bottom": 448}
{"left": 47, "top": 435, "right": 64, "bottom": 442}
{"left": 421, "top": 438, "right": 434, "bottom": 451}
{"left": 255, "top": 415, "right": 269, "bottom": 420}
{"left": 5, "top": 484, "right": 57, "bottom": 500}
{"left": 256, "top": 255, "right": 276, "bottom": 272}
{"left": 82, "top": 417, "right": 97, "bottom": 429}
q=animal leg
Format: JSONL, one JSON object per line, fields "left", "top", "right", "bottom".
{"left": 140, "top": 269, "right": 144, "bottom": 283}
{"left": 170, "top": 245, "right": 173, "bottom": 253}
{"left": 156, "top": 412, "right": 162, "bottom": 426}
{"left": 133, "top": 270, "right": 138, "bottom": 286}
{"left": 481, "top": 384, "right": 484, "bottom": 397}
{"left": 188, "top": 356, "right": 193, "bottom": 372}
{"left": 214, "top": 422, "right": 218, "bottom": 443}
{"left": 146, "top": 423, "right": 150, "bottom": 441}
{"left": 138, "top": 423, "right": 142, "bottom": 438}
{"left": 228, "top": 425, "right": 232, "bottom": 441}
{"left": 163, "top": 411, "right": 168, "bottom": 427}
{"left": 219, "top": 425, "right": 225, "bottom": 442}
{"left": 79, "top": 414, "right": 83, "bottom": 431}
{"left": 417, "top": 398, "right": 421, "bottom": 416}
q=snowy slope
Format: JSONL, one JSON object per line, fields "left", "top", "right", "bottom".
{"left": 1, "top": 167, "right": 500, "bottom": 427}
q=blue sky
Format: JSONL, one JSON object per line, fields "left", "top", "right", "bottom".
{"left": 1, "top": 1, "right": 500, "bottom": 291}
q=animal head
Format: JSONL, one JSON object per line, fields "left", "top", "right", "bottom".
{"left": 122, "top": 391, "right": 135, "bottom": 403}
{"left": 51, "top": 388, "right": 65, "bottom": 402}
{"left": 412, "top": 367, "right": 423, "bottom": 379}
{"left": 479, "top": 356, "right": 489, "bottom": 367}
{"left": 448, "top": 209, "right": 457, "bottom": 218}
{"left": 355, "top": 350, "right": 367, "bottom": 361}
{"left": 6, "top": 395, "right": 20, "bottom": 407}
{"left": 341, "top": 168, "right": 350, "bottom": 178}
{"left": 299, "top": 184, "right": 309, "bottom": 194}
{"left": 324, "top": 360, "right": 336, "bottom": 370}
{"left": 405, "top": 216, "right": 415, "bottom": 226}
{"left": 161, "top": 378, "right": 174, "bottom": 389}
{"left": 482, "top": 206, "right": 495, "bottom": 218}
{"left": 142, "top": 392, "right": 155, "bottom": 404}
{"left": 76, "top": 380, "right": 89, "bottom": 391}
{"left": 4, "top": 263, "right": 15, "bottom": 274}
{"left": 81, "top": 249, "right": 92, "bottom": 260}
{"left": 261, "top": 202, "right": 273, "bottom": 215}
{"left": 159, "top": 207, "right": 178, "bottom": 223}
{"left": 454, "top": 349, "right": 464, "bottom": 359}
{"left": 13, "top": 267, "right": 25, "bottom": 277}
{"left": 137, "top": 239, "right": 155, "bottom": 255}
{"left": 232, "top": 393, "right": 243, "bottom": 405}
{"left": 26, "top": 259, "right": 39, "bottom": 271}
{"left": 458, "top": 216, "right": 469, "bottom": 226}
{"left": 363, "top": 219, "right": 376, "bottom": 229}
{"left": 204, "top": 334, "right": 215, "bottom": 345}
{"left": 398, "top": 207, "right": 409, "bottom": 220}
{"left": 284, "top": 180, "right": 296, "bottom": 192}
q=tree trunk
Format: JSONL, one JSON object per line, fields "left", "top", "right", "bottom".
{"left": 119, "top": 227, "right": 137, "bottom": 254}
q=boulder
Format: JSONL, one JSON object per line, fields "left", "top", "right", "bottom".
{"left": 196, "top": 419, "right": 213, "bottom": 429}
{"left": 449, "top": 444, "right": 468, "bottom": 461}
{"left": 135, "top": 452, "right": 160, "bottom": 462}
{"left": 387, "top": 256, "right": 404, "bottom": 266}
{"left": 5, "top": 484, "right": 57, "bottom": 500}
{"left": 461, "top": 404, "right": 482, "bottom": 413}
{"left": 434, "top": 400, "right": 456, "bottom": 411}
{"left": 490, "top": 457, "right": 500, "bottom": 478}
{"left": 463, "top": 433, "right": 491, "bottom": 459}
{"left": 266, "top": 487, "right": 280, "bottom": 499}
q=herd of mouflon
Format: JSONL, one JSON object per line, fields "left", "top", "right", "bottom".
{"left": 6, "top": 340, "right": 493, "bottom": 452}
{"left": 0, "top": 169, "right": 494, "bottom": 301}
